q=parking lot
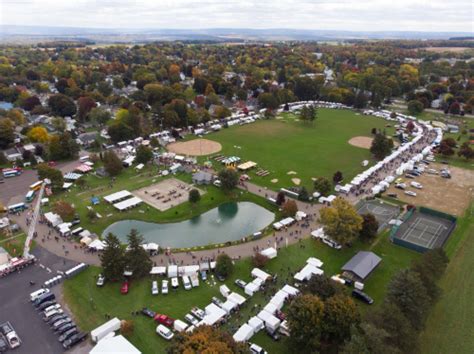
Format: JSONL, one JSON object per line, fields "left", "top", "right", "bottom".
{"left": 0, "top": 247, "right": 79, "bottom": 354}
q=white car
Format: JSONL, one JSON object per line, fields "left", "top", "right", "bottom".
{"left": 96, "top": 274, "right": 105, "bottom": 287}
{"left": 171, "top": 277, "right": 179, "bottom": 289}
{"left": 322, "top": 238, "right": 342, "bottom": 250}
{"left": 156, "top": 324, "right": 174, "bottom": 340}
{"left": 395, "top": 183, "right": 406, "bottom": 190}
{"left": 410, "top": 181, "right": 423, "bottom": 189}
{"left": 405, "top": 190, "right": 417, "bottom": 197}
{"left": 249, "top": 343, "right": 268, "bottom": 354}
{"left": 151, "top": 281, "right": 159, "bottom": 295}
{"left": 182, "top": 276, "right": 192, "bottom": 290}
{"left": 162, "top": 280, "right": 169, "bottom": 294}
{"left": 43, "top": 304, "right": 61, "bottom": 313}
{"left": 184, "top": 314, "right": 199, "bottom": 326}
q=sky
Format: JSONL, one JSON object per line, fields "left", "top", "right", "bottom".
{"left": 0, "top": 0, "right": 473, "bottom": 32}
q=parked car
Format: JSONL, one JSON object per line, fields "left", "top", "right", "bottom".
{"left": 156, "top": 324, "right": 174, "bottom": 341}
{"left": 58, "top": 328, "right": 78, "bottom": 343}
{"left": 34, "top": 292, "right": 55, "bottom": 307}
{"left": 142, "top": 308, "right": 156, "bottom": 318}
{"left": 234, "top": 279, "right": 247, "bottom": 289}
{"left": 56, "top": 322, "right": 76, "bottom": 334}
{"left": 37, "top": 300, "right": 57, "bottom": 312}
{"left": 395, "top": 183, "right": 406, "bottom": 190}
{"left": 0, "top": 334, "right": 8, "bottom": 353}
{"left": 405, "top": 190, "right": 417, "bottom": 197}
{"left": 154, "top": 314, "right": 175, "bottom": 328}
{"left": 249, "top": 343, "right": 268, "bottom": 354}
{"left": 162, "top": 280, "right": 169, "bottom": 294}
{"left": 410, "top": 181, "right": 423, "bottom": 189}
{"left": 152, "top": 281, "right": 159, "bottom": 295}
{"left": 52, "top": 318, "right": 72, "bottom": 331}
{"left": 182, "top": 276, "right": 192, "bottom": 290}
{"left": 322, "top": 238, "right": 342, "bottom": 250}
{"left": 200, "top": 271, "right": 207, "bottom": 281}
{"left": 171, "top": 277, "right": 179, "bottom": 289}
{"left": 184, "top": 314, "right": 199, "bottom": 326}
{"left": 190, "top": 307, "right": 205, "bottom": 320}
{"left": 43, "top": 304, "right": 61, "bottom": 313}
{"left": 215, "top": 273, "right": 226, "bottom": 282}
{"left": 211, "top": 297, "right": 224, "bottom": 307}
{"left": 43, "top": 309, "right": 63, "bottom": 321}
{"left": 0, "top": 323, "right": 20, "bottom": 349}
{"left": 47, "top": 314, "right": 67, "bottom": 325}
{"left": 96, "top": 274, "right": 105, "bottom": 287}
{"left": 351, "top": 289, "right": 374, "bottom": 305}
{"left": 62, "top": 332, "right": 87, "bottom": 349}
{"left": 120, "top": 281, "right": 129, "bottom": 294}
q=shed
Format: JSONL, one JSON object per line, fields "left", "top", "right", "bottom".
{"left": 341, "top": 251, "right": 382, "bottom": 281}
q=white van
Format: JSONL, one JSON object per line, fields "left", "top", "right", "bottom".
{"left": 43, "top": 308, "right": 63, "bottom": 321}
{"left": 162, "top": 280, "right": 169, "bottom": 294}
{"left": 182, "top": 276, "right": 192, "bottom": 291}
{"left": 156, "top": 324, "right": 174, "bottom": 340}
{"left": 30, "top": 288, "right": 49, "bottom": 302}
{"left": 152, "top": 281, "right": 159, "bottom": 295}
{"left": 171, "top": 277, "right": 179, "bottom": 289}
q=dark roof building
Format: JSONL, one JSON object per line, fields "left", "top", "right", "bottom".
{"left": 192, "top": 171, "right": 213, "bottom": 185}
{"left": 342, "top": 251, "right": 382, "bottom": 281}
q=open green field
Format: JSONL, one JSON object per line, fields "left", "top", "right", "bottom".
{"left": 419, "top": 204, "right": 474, "bottom": 354}
{"left": 204, "top": 109, "right": 393, "bottom": 190}
{"left": 63, "top": 229, "right": 420, "bottom": 354}
{"left": 46, "top": 166, "right": 278, "bottom": 248}
{"left": 0, "top": 231, "right": 27, "bottom": 257}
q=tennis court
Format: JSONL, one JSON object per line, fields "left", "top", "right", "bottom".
{"left": 357, "top": 199, "right": 400, "bottom": 231}
{"left": 392, "top": 211, "right": 456, "bottom": 251}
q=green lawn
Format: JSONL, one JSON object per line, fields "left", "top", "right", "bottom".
{"left": 63, "top": 230, "right": 420, "bottom": 354}
{"left": 0, "top": 231, "right": 27, "bottom": 257}
{"left": 203, "top": 109, "right": 393, "bottom": 190}
{"left": 418, "top": 204, "right": 474, "bottom": 354}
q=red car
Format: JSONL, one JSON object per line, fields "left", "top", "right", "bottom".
{"left": 120, "top": 281, "right": 129, "bottom": 294}
{"left": 154, "top": 314, "right": 175, "bottom": 327}
{"left": 48, "top": 161, "right": 57, "bottom": 167}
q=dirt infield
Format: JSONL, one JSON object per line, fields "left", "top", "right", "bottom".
{"left": 167, "top": 139, "right": 222, "bottom": 156}
{"left": 348, "top": 136, "right": 373, "bottom": 149}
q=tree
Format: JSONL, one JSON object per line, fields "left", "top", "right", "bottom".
{"left": 438, "top": 140, "right": 454, "bottom": 156}
{"left": 359, "top": 213, "right": 379, "bottom": 242}
{"left": 188, "top": 189, "right": 201, "bottom": 204}
{"left": 353, "top": 91, "right": 368, "bottom": 109}
{"left": 458, "top": 142, "right": 474, "bottom": 160}
{"left": 168, "top": 325, "right": 247, "bottom": 353}
{"left": 77, "top": 96, "right": 97, "bottom": 121}
{"left": 0, "top": 118, "right": 15, "bottom": 148}
{"left": 52, "top": 200, "right": 75, "bottom": 222}
{"left": 0, "top": 151, "right": 7, "bottom": 165}
{"left": 120, "top": 320, "right": 134, "bottom": 337}
{"left": 370, "top": 133, "right": 392, "bottom": 160}
{"left": 294, "top": 77, "right": 321, "bottom": 101}
{"left": 47, "top": 132, "right": 79, "bottom": 160}
{"left": 319, "top": 198, "right": 363, "bottom": 246}
{"left": 323, "top": 294, "right": 360, "bottom": 342}
{"left": 124, "top": 229, "right": 152, "bottom": 279}
{"left": 300, "top": 105, "right": 317, "bottom": 123}
{"left": 27, "top": 126, "right": 49, "bottom": 143}
{"left": 287, "top": 294, "right": 325, "bottom": 350}
{"left": 135, "top": 145, "right": 153, "bottom": 164}
{"left": 298, "top": 186, "right": 310, "bottom": 201}
{"left": 407, "top": 100, "right": 424, "bottom": 115}
{"left": 301, "top": 274, "right": 344, "bottom": 300}
{"left": 21, "top": 96, "right": 41, "bottom": 111}
{"left": 215, "top": 253, "right": 233, "bottom": 278}
{"left": 100, "top": 233, "right": 126, "bottom": 282}
{"left": 314, "top": 177, "right": 332, "bottom": 196}
{"left": 275, "top": 191, "right": 286, "bottom": 206}
{"left": 406, "top": 121, "right": 415, "bottom": 133}
{"left": 36, "top": 164, "right": 64, "bottom": 191}
{"left": 48, "top": 94, "right": 76, "bottom": 117}
{"left": 252, "top": 253, "right": 269, "bottom": 268}
{"left": 217, "top": 168, "right": 239, "bottom": 191}
{"left": 89, "top": 107, "right": 111, "bottom": 126}
{"left": 385, "top": 269, "right": 431, "bottom": 330}
{"left": 341, "top": 323, "right": 398, "bottom": 354}
{"left": 448, "top": 101, "right": 460, "bottom": 115}
{"left": 333, "top": 171, "right": 343, "bottom": 184}
{"left": 282, "top": 200, "right": 298, "bottom": 218}
{"left": 258, "top": 92, "right": 279, "bottom": 110}
{"left": 103, "top": 150, "right": 123, "bottom": 176}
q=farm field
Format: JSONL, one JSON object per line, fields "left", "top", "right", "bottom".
{"left": 63, "top": 230, "right": 420, "bottom": 354}
{"left": 203, "top": 109, "right": 394, "bottom": 190}
{"left": 419, "top": 204, "right": 474, "bottom": 354}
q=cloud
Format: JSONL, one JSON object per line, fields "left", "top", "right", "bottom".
{"left": 0, "top": 0, "right": 472, "bottom": 32}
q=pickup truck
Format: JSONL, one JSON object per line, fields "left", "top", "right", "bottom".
{"left": 0, "top": 322, "right": 21, "bottom": 349}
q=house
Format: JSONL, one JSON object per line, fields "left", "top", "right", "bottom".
{"left": 77, "top": 132, "right": 97, "bottom": 147}
{"left": 192, "top": 171, "right": 213, "bottom": 185}
{"left": 5, "top": 148, "right": 22, "bottom": 162}
{"left": 341, "top": 251, "right": 381, "bottom": 281}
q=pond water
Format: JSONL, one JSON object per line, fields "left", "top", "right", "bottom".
{"left": 0, "top": 102, "right": 13, "bottom": 110}
{"left": 102, "top": 202, "right": 274, "bottom": 248}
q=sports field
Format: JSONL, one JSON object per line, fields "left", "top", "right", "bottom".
{"left": 206, "top": 109, "right": 393, "bottom": 190}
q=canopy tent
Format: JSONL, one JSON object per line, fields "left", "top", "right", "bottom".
{"left": 281, "top": 284, "right": 300, "bottom": 297}
{"left": 150, "top": 266, "right": 167, "bottom": 275}
{"left": 63, "top": 172, "right": 82, "bottom": 181}
{"left": 221, "top": 299, "right": 238, "bottom": 314}
{"left": 178, "top": 265, "right": 200, "bottom": 276}
{"left": 237, "top": 161, "right": 257, "bottom": 171}
{"left": 248, "top": 316, "right": 265, "bottom": 332}
{"left": 294, "top": 264, "right": 323, "bottom": 282}
{"left": 251, "top": 268, "right": 271, "bottom": 282}
{"left": 104, "top": 190, "right": 132, "bottom": 204}
{"left": 221, "top": 156, "right": 241, "bottom": 165}
{"left": 295, "top": 210, "right": 307, "bottom": 221}
{"left": 306, "top": 257, "right": 324, "bottom": 268}
{"left": 75, "top": 164, "right": 93, "bottom": 173}
{"left": 62, "top": 182, "right": 73, "bottom": 189}
{"left": 257, "top": 310, "right": 281, "bottom": 332}
{"left": 79, "top": 229, "right": 92, "bottom": 238}
{"left": 44, "top": 212, "right": 62, "bottom": 227}
{"left": 228, "top": 292, "right": 246, "bottom": 306}
{"left": 270, "top": 292, "right": 286, "bottom": 310}
{"left": 263, "top": 302, "right": 278, "bottom": 315}
{"left": 200, "top": 303, "right": 227, "bottom": 326}
{"left": 260, "top": 247, "right": 277, "bottom": 259}
{"left": 220, "top": 284, "right": 231, "bottom": 298}
{"left": 89, "top": 239, "right": 106, "bottom": 250}
{"left": 168, "top": 265, "right": 178, "bottom": 278}
{"left": 244, "top": 282, "right": 260, "bottom": 296}
{"left": 141, "top": 243, "right": 159, "bottom": 252}
{"left": 114, "top": 197, "right": 142, "bottom": 211}
{"left": 233, "top": 324, "right": 255, "bottom": 342}
{"left": 80, "top": 236, "right": 92, "bottom": 245}
{"left": 251, "top": 277, "right": 264, "bottom": 287}
{"left": 90, "top": 335, "right": 141, "bottom": 354}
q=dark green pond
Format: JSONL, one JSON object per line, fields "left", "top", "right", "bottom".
{"left": 102, "top": 202, "right": 274, "bottom": 248}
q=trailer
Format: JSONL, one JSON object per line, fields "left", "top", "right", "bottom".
{"left": 91, "top": 318, "right": 121, "bottom": 343}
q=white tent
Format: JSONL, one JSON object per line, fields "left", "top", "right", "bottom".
{"left": 257, "top": 310, "right": 281, "bottom": 332}
{"left": 295, "top": 211, "right": 307, "bottom": 221}
{"left": 200, "top": 303, "right": 227, "bottom": 326}
{"left": 150, "top": 266, "right": 167, "bottom": 275}
{"left": 251, "top": 278, "right": 264, "bottom": 288}
{"left": 89, "top": 239, "right": 106, "bottom": 251}
{"left": 221, "top": 299, "right": 238, "bottom": 314}
{"left": 294, "top": 264, "right": 323, "bottom": 282}
{"left": 248, "top": 316, "right": 265, "bottom": 333}
{"left": 281, "top": 284, "right": 300, "bottom": 297}
{"left": 306, "top": 257, "right": 324, "bottom": 268}
{"left": 228, "top": 292, "right": 246, "bottom": 306}
{"left": 168, "top": 265, "right": 178, "bottom": 278}
{"left": 173, "top": 320, "right": 189, "bottom": 332}
{"left": 142, "top": 243, "right": 159, "bottom": 252}
{"left": 44, "top": 212, "right": 62, "bottom": 227}
{"left": 80, "top": 236, "right": 92, "bottom": 246}
{"left": 233, "top": 324, "right": 255, "bottom": 342}
{"left": 251, "top": 268, "right": 271, "bottom": 282}
{"left": 104, "top": 190, "right": 132, "bottom": 203}
{"left": 178, "top": 265, "right": 200, "bottom": 276}
{"left": 220, "top": 284, "right": 231, "bottom": 298}
{"left": 90, "top": 335, "right": 141, "bottom": 354}
{"left": 260, "top": 247, "right": 277, "bottom": 259}
{"left": 263, "top": 302, "right": 278, "bottom": 314}
{"left": 244, "top": 282, "right": 260, "bottom": 296}
{"left": 270, "top": 293, "right": 286, "bottom": 310}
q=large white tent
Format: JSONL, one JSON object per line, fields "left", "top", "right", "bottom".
{"left": 104, "top": 190, "right": 132, "bottom": 203}
{"left": 233, "top": 324, "right": 255, "bottom": 342}
{"left": 90, "top": 335, "right": 141, "bottom": 354}
{"left": 251, "top": 268, "right": 271, "bottom": 282}
{"left": 228, "top": 292, "right": 246, "bottom": 306}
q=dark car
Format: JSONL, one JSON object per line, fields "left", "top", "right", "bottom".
{"left": 234, "top": 279, "right": 247, "bottom": 289}
{"left": 216, "top": 273, "right": 226, "bottom": 282}
{"left": 52, "top": 318, "right": 72, "bottom": 331}
{"left": 47, "top": 314, "right": 67, "bottom": 324}
{"left": 34, "top": 292, "right": 55, "bottom": 307}
{"left": 56, "top": 322, "right": 76, "bottom": 334}
{"left": 141, "top": 308, "right": 156, "bottom": 318}
{"left": 266, "top": 328, "right": 280, "bottom": 341}
{"left": 351, "top": 289, "right": 374, "bottom": 305}
{"left": 0, "top": 334, "right": 8, "bottom": 353}
{"left": 58, "top": 328, "right": 78, "bottom": 343}
{"left": 37, "top": 300, "right": 57, "bottom": 312}
{"left": 62, "top": 332, "right": 87, "bottom": 349}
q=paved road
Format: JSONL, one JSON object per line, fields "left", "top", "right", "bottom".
{"left": 0, "top": 247, "right": 79, "bottom": 354}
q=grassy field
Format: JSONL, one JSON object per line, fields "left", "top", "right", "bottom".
{"left": 63, "top": 229, "right": 420, "bottom": 354}
{"left": 46, "top": 166, "right": 278, "bottom": 245}
{"left": 419, "top": 204, "right": 474, "bottom": 354}
{"left": 203, "top": 109, "right": 393, "bottom": 190}
{"left": 0, "top": 231, "right": 27, "bottom": 257}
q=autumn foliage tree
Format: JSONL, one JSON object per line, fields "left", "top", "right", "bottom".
{"left": 282, "top": 200, "right": 298, "bottom": 218}
{"left": 27, "top": 126, "right": 49, "bottom": 143}
{"left": 53, "top": 200, "right": 76, "bottom": 222}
